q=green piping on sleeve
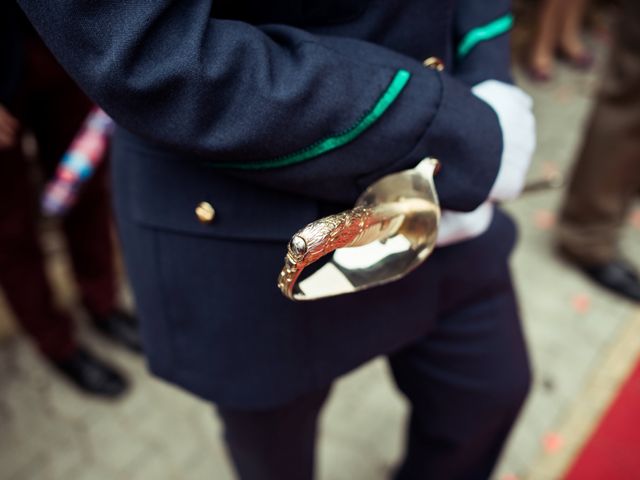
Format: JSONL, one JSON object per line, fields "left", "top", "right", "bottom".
{"left": 208, "top": 69, "right": 411, "bottom": 170}
{"left": 457, "top": 13, "right": 514, "bottom": 59}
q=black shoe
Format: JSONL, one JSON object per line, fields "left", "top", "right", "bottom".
{"left": 52, "top": 347, "right": 128, "bottom": 398}
{"left": 582, "top": 259, "right": 640, "bottom": 303}
{"left": 92, "top": 309, "right": 143, "bottom": 353}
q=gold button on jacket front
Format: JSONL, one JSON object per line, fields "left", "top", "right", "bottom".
{"left": 195, "top": 201, "right": 216, "bottom": 224}
{"left": 423, "top": 57, "right": 445, "bottom": 71}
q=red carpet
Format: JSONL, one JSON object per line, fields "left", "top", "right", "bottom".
{"left": 565, "top": 357, "right": 640, "bottom": 479}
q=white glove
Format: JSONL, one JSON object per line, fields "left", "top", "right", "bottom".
{"left": 472, "top": 79, "right": 536, "bottom": 201}
{"left": 436, "top": 202, "right": 494, "bottom": 246}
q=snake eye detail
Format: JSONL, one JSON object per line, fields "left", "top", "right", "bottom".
{"left": 288, "top": 235, "right": 308, "bottom": 260}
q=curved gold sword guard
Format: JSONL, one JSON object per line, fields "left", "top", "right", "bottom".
{"left": 278, "top": 158, "right": 441, "bottom": 301}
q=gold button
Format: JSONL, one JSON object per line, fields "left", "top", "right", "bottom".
{"left": 195, "top": 201, "right": 215, "bottom": 224}
{"left": 423, "top": 56, "right": 445, "bottom": 71}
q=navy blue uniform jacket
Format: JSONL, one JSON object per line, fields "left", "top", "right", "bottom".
{"left": 18, "top": 0, "right": 518, "bottom": 408}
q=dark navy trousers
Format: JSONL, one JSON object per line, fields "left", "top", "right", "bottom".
{"left": 217, "top": 224, "right": 531, "bottom": 480}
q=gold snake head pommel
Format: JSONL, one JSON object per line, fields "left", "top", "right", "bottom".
{"left": 287, "top": 235, "right": 308, "bottom": 263}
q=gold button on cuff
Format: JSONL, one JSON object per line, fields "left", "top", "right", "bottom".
{"left": 195, "top": 201, "right": 216, "bottom": 224}
{"left": 423, "top": 57, "right": 445, "bottom": 71}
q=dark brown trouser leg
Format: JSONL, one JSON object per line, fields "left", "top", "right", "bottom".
{"left": 558, "top": 0, "right": 640, "bottom": 265}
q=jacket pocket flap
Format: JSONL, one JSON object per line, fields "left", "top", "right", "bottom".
{"left": 117, "top": 131, "right": 319, "bottom": 242}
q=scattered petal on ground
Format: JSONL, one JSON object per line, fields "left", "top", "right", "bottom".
{"left": 501, "top": 474, "right": 520, "bottom": 480}
{"left": 543, "top": 432, "right": 565, "bottom": 454}
{"left": 571, "top": 294, "right": 591, "bottom": 314}
{"left": 629, "top": 210, "right": 640, "bottom": 230}
{"left": 534, "top": 210, "right": 557, "bottom": 230}
{"left": 541, "top": 161, "right": 560, "bottom": 177}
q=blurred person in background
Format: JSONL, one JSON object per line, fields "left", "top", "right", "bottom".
{"left": 17, "top": 0, "right": 535, "bottom": 478}
{"left": 557, "top": 0, "right": 640, "bottom": 302}
{"left": 528, "top": 0, "right": 593, "bottom": 80}
{"left": 0, "top": 2, "right": 141, "bottom": 397}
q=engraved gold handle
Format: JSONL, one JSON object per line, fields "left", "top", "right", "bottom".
{"left": 278, "top": 158, "right": 441, "bottom": 301}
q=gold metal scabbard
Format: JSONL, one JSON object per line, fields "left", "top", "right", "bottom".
{"left": 278, "top": 158, "right": 441, "bottom": 301}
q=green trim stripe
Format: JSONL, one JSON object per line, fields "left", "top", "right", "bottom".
{"left": 457, "top": 13, "right": 514, "bottom": 59}
{"left": 210, "top": 69, "right": 411, "bottom": 170}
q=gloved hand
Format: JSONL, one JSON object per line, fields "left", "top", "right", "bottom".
{"left": 437, "top": 201, "right": 494, "bottom": 247}
{"left": 436, "top": 80, "right": 536, "bottom": 246}
{"left": 472, "top": 79, "right": 536, "bottom": 201}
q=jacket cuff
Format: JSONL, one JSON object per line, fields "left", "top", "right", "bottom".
{"left": 386, "top": 69, "right": 503, "bottom": 212}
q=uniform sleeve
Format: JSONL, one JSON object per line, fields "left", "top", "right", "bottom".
{"left": 453, "top": 0, "right": 514, "bottom": 85}
{"left": 17, "top": 0, "right": 502, "bottom": 211}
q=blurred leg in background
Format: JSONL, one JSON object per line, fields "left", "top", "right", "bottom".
{"left": 0, "top": 135, "right": 77, "bottom": 362}
{"left": 529, "top": 0, "right": 592, "bottom": 81}
{"left": 28, "top": 51, "right": 142, "bottom": 354}
{"left": 557, "top": 0, "right": 640, "bottom": 302}
{"left": 557, "top": 0, "right": 592, "bottom": 66}
{"left": 0, "top": 118, "right": 127, "bottom": 397}
{"left": 0, "top": 23, "right": 132, "bottom": 396}
{"left": 529, "top": 0, "right": 566, "bottom": 80}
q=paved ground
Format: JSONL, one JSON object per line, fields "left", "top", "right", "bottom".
{"left": 1, "top": 38, "right": 639, "bottom": 480}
